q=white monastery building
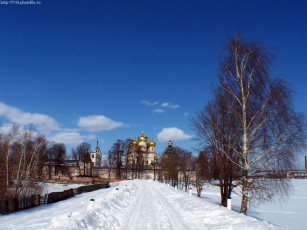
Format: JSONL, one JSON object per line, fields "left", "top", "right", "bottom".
{"left": 126, "top": 131, "right": 158, "bottom": 167}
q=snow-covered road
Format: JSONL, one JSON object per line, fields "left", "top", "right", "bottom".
{"left": 0, "top": 180, "right": 277, "bottom": 229}
{"left": 123, "top": 181, "right": 188, "bottom": 230}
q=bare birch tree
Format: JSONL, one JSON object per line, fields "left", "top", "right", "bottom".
{"left": 0, "top": 125, "right": 18, "bottom": 195}
{"left": 217, "top": 35, "right": 305, "bottom": 214}
{"left": 9, "top": 128, "right": 47, "bottom": 198}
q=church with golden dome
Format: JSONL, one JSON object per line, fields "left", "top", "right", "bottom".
{"left": 126, "top": 131, "right": 158, "bottom": 167}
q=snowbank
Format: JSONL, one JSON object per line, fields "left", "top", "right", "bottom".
{"left": 1, "top": 180, "right": 139, "bottom": 229}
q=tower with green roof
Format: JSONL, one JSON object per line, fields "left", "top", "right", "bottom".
{"left": 91, "top": 139, "right": 102, "bottom": 167}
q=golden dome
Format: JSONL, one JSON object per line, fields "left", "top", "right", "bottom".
{"left": 132, "top": 139, "right": 138, "bottom": 145}
{"left": 148, "top": 138, "right": 156, "bottom": 146}
{"left": 137, "top": 131, "right": 148, "bottom": 143}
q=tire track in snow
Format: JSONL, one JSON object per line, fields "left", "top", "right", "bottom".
{"left": 150, "top": 182, "right": 189, "bottom": 230}
{"left": 123, "top": 181, "right": 166, "bottom": 230}
{"left": 122, "top": 181, "right": 189, "bottom": 230}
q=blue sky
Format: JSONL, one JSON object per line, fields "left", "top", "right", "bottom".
{"left": 0, "top": 0, "right": 306, "bottom": 162}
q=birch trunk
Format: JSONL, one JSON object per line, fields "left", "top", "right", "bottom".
{"left": 240, "top": 169, "right": 248, "bottom": 214}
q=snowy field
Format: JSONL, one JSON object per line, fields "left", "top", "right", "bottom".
{"left": 0, "top": 180, "right": 276, "bottom": 230}
{"left": 192, "top": 179, "right": 307, "bottom": 230}
{"left": 40, "top": 182, "right": 84, "bottom": 195}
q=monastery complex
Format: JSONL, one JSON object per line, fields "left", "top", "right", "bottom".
{"left": 42, "top": 131, "right": 169, "bottom": 181}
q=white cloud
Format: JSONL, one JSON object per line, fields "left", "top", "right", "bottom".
{"left": 183, "top": 112, "right": 190, "bottom": 117}
{"left": 50, "top": 132, "right": 85, "bottom": 145}
{"left": 153, "top": 109, "right": 164, "bottom": 113}
{"left": 140, "top": 100, "right": 159, "bottom": 106}
{"left": 157, "top": 127, "right": 193, "bottom": 142}
{"left": 171, "top": 105, "right": 180, "bottom": 109}
{"left": 77, "top": 115, "right": 124, "bottom": 132}
{"left": 0, "top": 102, "right": 60, "bottom": 134}
{"left": 161, "top": 102, "right": 170, "bottom": 107}
{"left": 141, "top": 101, "right": 179, "bottom": 111}
{"left": 161, "top": 102, "right": 180, "bottom": 109}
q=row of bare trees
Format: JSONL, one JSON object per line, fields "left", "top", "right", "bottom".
{"left": 107, "top": 139, "right": 131, "bottom": 179}
{"left": 160, "top": 144, "right": 228, "bottom": 198}
{"left": 160, "top": 143, "right": 210, "bottom": 195}
{"left": 0, "top": 125, "right": 69, "bottom": 200}
{"left": 192, "top": 34, "right": 306, "bottom": 214}
{"left": 72, "top": 142, "right": 91, "bottom": 162}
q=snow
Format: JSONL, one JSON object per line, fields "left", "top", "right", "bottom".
{"left": 0, "top": 180, "right": 277, "bottom": 230}
{"left": 40, "top": 182, "right": 84, "bottom": 195}
{"left": 193, "top": 179, "right": 307, "bottom": 230}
